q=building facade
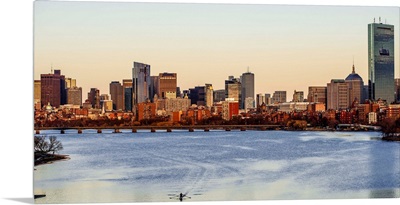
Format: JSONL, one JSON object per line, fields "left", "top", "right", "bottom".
{"left": 122, "top": 79, "right": 133, "bottom": 111}
{"left": 395, "top": 78, "right": 400, "bottom": 102}
{"left": 225, "top": 77, "right": 241, "bottom": 106}
{"left": 272, "top": 91, "right": 286, "bottom": 104}
{"left": 327, "top": 79, "right": 349, "bottom": 110}
{"left": 292, "top": 90, "right": 304, "bottom": 102}
{"left": 110, "top": 81, "right": 123, "bottom": 111}
{"left": 240, "top": 71, "right": 255, "bottom": 109}
{"left": 158, "top": 72, "right": 177, "bottom": 99}
{"left": 40, "top": 69, "right": 65, "bottom": 108}
{"left": 213, "top": 89, "right": 225, "bottom": 102}
{"left": 205, "top": 84, "right": 213, "bottom": 108}
{"left": 88, "top": 88, "right": 100, "bottom": 109}
{"left": 67, "top": 87, "right": 82, "bottom": 106}
{"left": 345, "top": 64, "right": 364, "bottom": 107}
{"left": 132, "top": 62, "right": 151, "bottom": 113}
{"left": 307, "top": 86, "right": 327, "bottom": 104}
{"left": 368, "top": 22, "right": 395, "bottom": 103}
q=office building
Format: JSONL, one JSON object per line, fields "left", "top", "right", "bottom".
{"left": 272, "top": 91, "right": 286, "bottom": 104}
{"left": 158, "top": 72, "right": 177, "bottom": 98}
{"left": 122, "top": 79, "right": 133, "bottom": 111}
{"left": 327, "top": 79, "right": 349, "bottom": 110}
{"left": 132, "top": 62, "right": 151, "bottom": 113}
{"left": 213, "top": 89, "right": 225, "bottom": 102}
{"left": 34, "top": 80, "right": 41, "bottom": 109}
{"left": 345, "top": 64, "right": 364, "bottom": 106}
{"left": 205, "top": 84, "right": 213, "bottom": 108}
{"left": 368, "top": 21, "right": 395, "bottom": 103}
{"left": 88, "top": 88, "right": 100, "bottom": 109}
{"left": 265, "top": 93, "right": 272, "bottom": 105}
{"left": 292, "top": 90, "right": 304, "bottom": 102}
{"left": 240, "top": 71, "right": 255, "bottom": 109}
{"left": 40, "top": 69, "right": 66, "bottom": 108}
{"left": 225, "top": 77, "right": 241, "bottom": 106}
{"left": 65, "top": 78, "right": 76, "bottom": 88}
{"left": 307, "top": 86, "right": 327, "bottom": 104}
{"left": 110, "top": 81, "right": 123, "bottom": 111}
{"left": 256, "top": 93, "right": 265, "bottom": 108}
{"left": 189, "top": 86, "right": 205, "bottom": 106}
{"left": 67, "top": 87, "right": 82, "bottom": 106}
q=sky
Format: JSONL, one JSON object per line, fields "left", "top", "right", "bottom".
{"left": 33, "top": 1, "right": 400, "bottom": 100}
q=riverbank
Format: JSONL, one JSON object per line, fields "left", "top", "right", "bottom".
{"left": 34, "top": 152, "right": 70, "bottom": 166}
{"left": 382, "top": 134, "right": 400, "bottom": 142}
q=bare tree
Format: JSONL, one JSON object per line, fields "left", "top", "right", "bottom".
{"left": 34, "top": 135, "right": 63, "bottom": 154}
{"left": 48, "top": 136, "right": 63, "bottom": 154}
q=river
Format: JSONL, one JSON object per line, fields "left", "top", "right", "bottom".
{"left": 33, "top": 130, "right": 400, "bottom": 203}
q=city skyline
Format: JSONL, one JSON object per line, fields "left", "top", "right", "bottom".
{"left": 34, "top": 1, "right": 400, "bottom": 99}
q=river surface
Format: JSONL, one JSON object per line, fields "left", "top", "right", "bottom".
{"left": 33, "top": 130, "right": 400, "bottom": 203}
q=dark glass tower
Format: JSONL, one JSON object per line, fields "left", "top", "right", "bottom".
{"left": 368, "top": 21, "right": 395, "bottom": 103}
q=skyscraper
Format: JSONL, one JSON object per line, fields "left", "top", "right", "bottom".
{"left": 122, "top": 79, "right": 133, "bottom": 111}
{"left": 205, "top": 84, "right": 213, "bottom": 108}
{"left": 240, "top": 71, "right": 255, "bottom": 109}
{"left": 88, "top": 88, "right": 100, "bottom": 109}
{"left": 213, "top": 89, "right": 225, "bottom": 103}
{"left": 158, "top": 72, "right": 177, "bottom": 99}
{"left": 132, "top": 62, "right": 151, "bottom": 115}
{"left": 67, "top": 87, "right": 82, "bottom": 106}
{"left": 368, "top": 21, "right": 395, "bottom": 103}
{"left": 40, "top": 69, "right": 65, "bottom": 108}
{"left": 256, "top": 93, "right": 265, "bottom": 108}
{"left": 110, "top": 81, "right": 123, "bottom": 111}
{"left": 327, "top": 79, "right": 349, "bottom": 110}
{"left": 34, "top": 80, "right": 41, "bottom": 109}
{"left": 225, "top": 77, "right": 241, "bottom": 105}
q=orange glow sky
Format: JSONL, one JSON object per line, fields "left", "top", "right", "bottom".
{"left": 33, "top": 1, "right": 400, "bottom": 99}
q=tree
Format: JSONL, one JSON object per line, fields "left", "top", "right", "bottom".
{"left": 34, "top": 135, "right": 63, "bottom": 154}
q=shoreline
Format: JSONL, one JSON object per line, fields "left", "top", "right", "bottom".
{"left": 34, "top": 153, "right": 70, "bottom": 166}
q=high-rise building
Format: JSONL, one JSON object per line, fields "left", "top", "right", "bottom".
{"left": 110, "top": 81, "right": 124, "bottom": 111}
{"left": 345, "top": 64, "right": 364, "bottom": 106}
{"left": 65, "top": 78, "right": 76, "bottom": 88}
{"left": 205, "top": 84, "right": 213, "bottom": 108}
{"left": 256, "top": 93, "right": 266, "bottom": 108}
{"left": 34, "top": 80, "right": 41, "bottom": 109}
{"left": 272, "top": 91, "right": 286, "bottom": 104}
{"left": 88, "top": 88, "right": 100, "bottom": 109}
{"left": 265, "top": 94, "right": 272, "bottom": 105}
{"left": 292, "top": 90, "right": 304, "bottom": 102}
{"left": 189, "top": 86, "right": 205, "bottom": 106}
{"left": 225, "top": 77, "right": 241, "bottom": 105}
{"left": 368, "top": 21, "right": 395, "bottom": 103}
{"left": 122, "top": 79, "right": 133, "bottom": 111}
{"left": 158, "top": 72, "right": 177, "bottom": 99}
{"left": 67, "top": 87, "right": 82, "bottom": 106}
{"left": 40, "top": 69, "right": 65, "bottom": 108}
{"left": 244, "top": 97, "right": 255, "bottom": 111}
{"left": 327, "top": 79, "right": 349, "bottom": 110}
{"left": 307, "top": 86, "right": 327, "bottom": 104}
{"left": 132, "top": 62, "right": 151, "bottom": 113}
{"left": 150, "top": 76, "right": 159, "bottom": 100}
{"left": 213, "top": 89, "right": 225, "bottom": 102}
{"left": 240, "top": 71, "right": 255, "bottom": 109}
{"left": 395, "top": 78, "right": 400, "bottom": 102}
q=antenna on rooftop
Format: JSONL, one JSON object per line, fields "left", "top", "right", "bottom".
{"left": 374, "top": 17, "right": 375, "bottom": 23}
{"left": 51, "top": 63, "right": 53, "bottom": 74}
{"left": 379, "top": 17, "right": 381, "bottom": 23}
{"left": 247, "top": 66, "right": 250, "bottom": 73}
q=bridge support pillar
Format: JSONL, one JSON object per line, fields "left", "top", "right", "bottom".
{"left": 35, "top": 130, "right": 40, "bottom": 134}
{"left": 167, "top": 128, "right": 172, "bottom": 132}
{"left": 225, "top": 128, "right": 231, "bottom": 131}
{"left": 78, "top": 129, "right": 82, "bottom": 134}
{"left": 204, "top": 128, "right": 209, "bottom": 132}
{"left": 132, "top": 128, "right": 137, "bottom": 133}
{"left": 60, "top": 130, "right": 65, "bottom": 134}
{"left": 189, "top": 128, "right": 194, "bottom": 132}
{"left": 240, "top": 127, "right": 246, "bottom": 131}
{"left": 97, "top": 129, "right": 102, "bottom": 133}
{"left": 151, "top": 128, "right": 156, "bottom": 132}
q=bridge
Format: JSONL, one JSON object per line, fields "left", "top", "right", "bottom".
{"left": 34, "top": 125, "right": 282, "bottom": 134}
{"left": 337, "top": 124, "right": 381, "bottom": 131}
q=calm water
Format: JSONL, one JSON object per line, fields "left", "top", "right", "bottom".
{"left": 34, "top": 130, "right": 400, "bottom": 203}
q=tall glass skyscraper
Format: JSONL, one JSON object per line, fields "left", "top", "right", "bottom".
{"left": 368, "top": 21, "right": 395, "bottom": 103}
{"left": 132, "top": 62, "right": 151, "bottom": 113}
{"left": 240, "top": 71, "right": 255, "bottom": 109}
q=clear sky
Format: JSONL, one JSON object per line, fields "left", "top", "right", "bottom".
{"left": 33, "top": 0, "right": 400, "bottom": 100}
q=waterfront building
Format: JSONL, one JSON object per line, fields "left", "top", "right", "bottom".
{"left": 137, "top": 100, "right": 156, "bottom": 121}
{"left": 132, "top": 62, "right": 151, "bottom": 113}
{"left": 272, "top": 91, "right": 286, "bottom": 104}
{"left": 158, "top": 72, "right": 177, "bottom": 99}
{"left": 110, "top": 81, "right": 123, "bottom": 111}
{"left": 225, "top": 77, "right": 241, "bottom": 106}
{"left": 213, "top": 89, "right": 225, "bottom": 102}
{"left": 67, "top": 87, "right": 82, "bottom": 106}
{"left": 40, "top": 69, "right": 66, "bottom": 108}
{"left": 102, "top": 99, "right": 113, "bottom": 112}
{"left": 205, "top": 84, "right": 213, "bottom": 109}
{"left": 307, "top": 86, "right": 327, "bottom": 105}
{"left": 292, "top": 90, "right": 304, "bottom": 102}
{"left": 327, "top": 79, "right": 349, "bottom": 110}
{"left": 387, "top": 104, "right": 400, "bottom": 119}
{"left": 368, "top": 21, "right": 395, "bottom": 103}
{"left": 240, "top": 71, "right": 255, "bottom": 109}
{"left": 345, "top": 64, "right": 364, "bottom": 107}
{"left": 222, "top": 100, "right": 239, "bottom": 120}
{"left": 165, "top": 97, "right": 191, "bottom": 113}
{"left": 368, "top": 112, "right": 377, "bottom": 124}
{"left": 307, "top": 102, "right": 326, "bottom": 112}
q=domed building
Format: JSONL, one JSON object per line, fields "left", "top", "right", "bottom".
{"left": 345, "top": 64, "right": 364, "bottom": 107}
